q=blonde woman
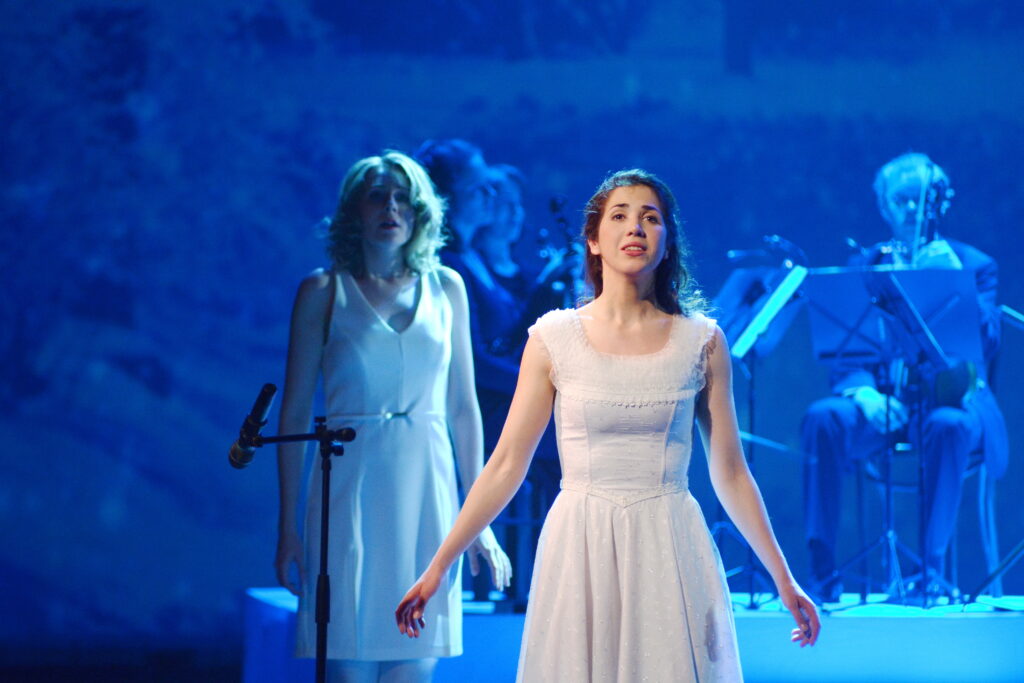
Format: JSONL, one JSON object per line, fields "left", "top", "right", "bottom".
{"left": 276, "top": 151, "right": 510, "bottom": 682}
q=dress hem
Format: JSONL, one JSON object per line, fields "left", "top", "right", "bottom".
{"left": 294, "top": 646, "right": 463, "bottom": 662}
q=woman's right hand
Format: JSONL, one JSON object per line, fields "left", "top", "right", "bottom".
{"left": 275, "top": 529, "right": 304, "bottom": 596}
{"left": 395, "top": 569, "right": 442, "bottom": 638}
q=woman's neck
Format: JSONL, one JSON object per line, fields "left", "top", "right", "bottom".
{"left": 361, "top": 243, "right": 406, "bottom": 279}
{"left": 590, "top": 273, "right": 660, "bottom": 323}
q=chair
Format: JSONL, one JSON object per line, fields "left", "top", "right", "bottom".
{"left": 853, "top": 442, "right": 1001, "bottom": 600}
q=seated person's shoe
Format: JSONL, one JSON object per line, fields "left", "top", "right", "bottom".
{"left": 810, "top": 574, "right": 844, "bottom": 603}
{"left": 808, "top": 539, "right": 843, "bottom": 602}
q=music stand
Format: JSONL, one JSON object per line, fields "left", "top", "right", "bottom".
{"left": 713, "top": 264, "right": 807, "bottom": 607}
{"left": 805, "top": 266, "right": 983, "bottom": 370}
{"left": 804, "top": 265, "right": 983, "bottom": 604}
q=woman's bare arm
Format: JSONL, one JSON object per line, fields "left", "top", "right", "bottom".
{"left": 396, "top": 334, "right": 555, "bottom": 636}
{"left": 696, "top": 324, "right": 820, "bottom": 647}
{"left": 439, "top": 266, "right": 511, "bottom": 588}
{"left": 274, "top": 269, "right": 331, "bottom": 595}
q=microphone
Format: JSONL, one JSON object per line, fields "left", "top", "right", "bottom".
{"left": 727, "top": 235, "right": 808, "bottom": 267}
{"left": 726, "top": 248, "right": 766, "bottom": 264}
{"left": 844, "top": 237, "right": 869, "bottom": 257}
{"left": 762, "top": 234, "right": 808, "bottom": 265}
{"left": 228, "top": 383, "right": 277, "bottom": 469}
{"left": 334, "top": 427, "right": 357, "bottom": 442}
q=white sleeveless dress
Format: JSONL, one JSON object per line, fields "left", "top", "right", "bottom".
{"left": 295, "top": 268, "right": 462, "bottom": 661}
{"left": 518, "top": 309, "right": 742, "bottom": 681}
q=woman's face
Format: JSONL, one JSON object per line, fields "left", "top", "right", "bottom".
{"left": 449, "top": 154, "right": 495, "bottom": 237}
{"left": 588, "top": 184, "right": 667, "bottom": 278}
{"left": 481, "top": 174, "right": 524, "bottom": 246}
{"left": 359, "top": 168, "right": 416, "bottom": 249}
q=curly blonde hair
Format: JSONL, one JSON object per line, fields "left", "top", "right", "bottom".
{"left": 326, "top": 151, "right": 446, "bottom": 276}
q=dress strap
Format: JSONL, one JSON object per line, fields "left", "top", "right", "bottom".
{"left": 323, "top": 269, "right": 339, "bottom": 346}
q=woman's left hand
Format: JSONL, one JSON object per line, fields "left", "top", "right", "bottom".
{"left": 467, "top": 526, "right": 512, "bottom": 590}
{"left": 396, "top": 568, "right": 441, "bottom": 638}
{"left": 778, "top": 580, "right": 821, "bottom": 647}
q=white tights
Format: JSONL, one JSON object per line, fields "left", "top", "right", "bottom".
{"left": 327, "top": 658, "right": 437, "bottom": 683}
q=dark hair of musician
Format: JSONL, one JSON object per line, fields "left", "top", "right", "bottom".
{"left": 582, "top": 169, "right": 705, "bottom": 316}
{"left": 413, "top": 138, "right": 485, "bottom": 251}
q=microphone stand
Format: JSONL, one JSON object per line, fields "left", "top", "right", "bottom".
{"left": 250, "top": 416, "right": 354, "bottom": 683}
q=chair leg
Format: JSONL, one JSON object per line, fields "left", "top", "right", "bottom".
{"left": 978, "top": 470, "right": 1003, "bottom": 598}
{"left": 948, "top": 520, "right": 959, "bottom": 596}
{"left": 857, "top": 463, "right": 867, "bottom": 598}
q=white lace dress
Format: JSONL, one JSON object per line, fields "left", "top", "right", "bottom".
{"left": 518, "top": 309, "right": 742, "bottom": 682}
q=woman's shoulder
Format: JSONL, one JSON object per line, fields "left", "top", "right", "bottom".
{"left": 676, "top": 308, "right": 715, "bottom": 329}
{"left": 290, "top": 268, "right": 338, "bottom": 331}
{"left": 434, "top": 264, "right": 469, "bottom": 302}
{"left": 527, "top": 308, "right": 577, "bottom": 347}
{"left": 677, "top": 310, "right": 719, "bottom": 347}
{"left": 295, "top": 267, "right": 335, "bottom": 300}
{"left": 434, "top": 264, "right": 464, "bottom": 288}
{"left": 531, "top": 307, "right": 576, "bottom": 330}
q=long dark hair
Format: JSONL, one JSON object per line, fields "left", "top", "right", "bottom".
{"left": 581, "top": 169, "right": 705, "bottom": 315}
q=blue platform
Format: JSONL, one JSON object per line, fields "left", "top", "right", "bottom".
{"left": 243, "top": 588, "right": 1024, "bottom": 682}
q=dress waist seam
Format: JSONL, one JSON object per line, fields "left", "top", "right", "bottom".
{"left": 328, "top": 410, "right": 445, "bottom": 422}
{"left": 559, "top": 480, "right": 688, "bottom": 508}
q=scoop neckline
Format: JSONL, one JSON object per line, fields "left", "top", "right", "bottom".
{"left": 571, "top": 308, "right": 680, "bottom": 358}
{"left": 344, "top": 270, "right": 424, "bottom": 335}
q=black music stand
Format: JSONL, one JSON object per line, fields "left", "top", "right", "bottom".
{"left": 804, "top": 265, "right": 983, "bottom": 604}
{"left": 713, "top": 264, "right": 807, "bottom": 607}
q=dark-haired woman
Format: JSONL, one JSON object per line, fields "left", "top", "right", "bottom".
{"left": 396, "top": 169, "right": 818, "bottom": 680}
{"left": 275, "top": 151, "right": 510, "bottom": 683}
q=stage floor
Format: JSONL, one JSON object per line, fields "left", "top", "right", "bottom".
{"left": 244, "top": 589, "right": 1024, "bottom": 682}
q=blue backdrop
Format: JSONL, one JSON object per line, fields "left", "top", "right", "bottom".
{"left": 2, "top": 0, "right": 1022, "bottom": 667}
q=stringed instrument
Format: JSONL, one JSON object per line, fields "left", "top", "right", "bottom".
{"left": 865, "top": 269, "right": 977, "bottom": 409}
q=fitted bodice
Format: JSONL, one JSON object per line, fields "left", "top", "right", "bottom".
{"left": 321, "top": 269, "right": 452, "bottom": 425}
{"left": 529, "top": 309, "right": 716, "bottom": 502}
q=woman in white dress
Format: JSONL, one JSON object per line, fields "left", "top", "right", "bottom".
{"left": 396, "top": 169, "right": 820, "bottom": 681}
{"left": 275, "top": 151, "right": 511, "bottom": 683}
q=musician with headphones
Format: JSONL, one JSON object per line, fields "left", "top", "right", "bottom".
{"left": 801, "top": 152, "right": 1008, "bottom": 601}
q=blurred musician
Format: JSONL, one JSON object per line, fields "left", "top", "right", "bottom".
{"left": 475, "top": 165, "right": 588, "bottom": 355}
{"left": 475, "top": 164, "right": 531, "bottom": 309}
{"left": 414, "top": 140, "right": 522, "bottom": 415}
{"left": 802, "top": 152, "right": 1008, "bottom": 601}
{"left": 476, "top": 161, "right": 577, "bottom": 461}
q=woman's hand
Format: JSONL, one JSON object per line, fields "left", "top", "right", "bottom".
{"left": 467, "top": 526, "right": 512, "bottom": 590}
{"left": 395, "top": 569, "right": 442, "bottom": 638}
{"left": 778, "top": 579, "right": 821, "bottom": 647}
{"left": 274, "top": 530, "right": 304, "bottom": 596}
